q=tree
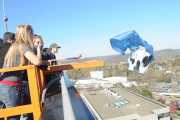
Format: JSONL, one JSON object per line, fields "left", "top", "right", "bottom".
{"left": 99, "top": 86, "right": 103, "bottom": 89}
{"left": 141, "top": 89, "right": 153, "bottom": 99}
{"left": 172, "top": 88, "right": 178, "bottom": 93}
{"left": 165, "top": 77, "right": 171, "bottom": 83}
{"left": 170, "top": 100, "right": 179, "bottom": 112}
{"left": 162, "top": 62, "right": 167, "bottom": 66}
{"left": 172, "top": 59, "right": 180, "bottom": 66}
{"left": 104, "top": 70, "right": 112, "bottom": 77}
{"left": 130, "top": 85, "right": 141, "bottom": 94}
{"left": 157, "top": 97, "right": 166, "bottom": 104}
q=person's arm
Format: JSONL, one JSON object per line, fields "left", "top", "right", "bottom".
{"left": 24, "top": 43, "right": 42, "bottom": 66}
{"left": 24, "top": 51, "right": 42, "bottom": 65}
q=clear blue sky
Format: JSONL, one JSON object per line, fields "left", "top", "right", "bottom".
{"left": 0, "top": 0, "right": 180, "bottom": 59}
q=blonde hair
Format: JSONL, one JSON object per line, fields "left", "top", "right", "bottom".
{"left": 33, "top": 35, "right": 44, "bottom": 51}
{"left": 4, "top": 25, "right": 33, "bottom": 67}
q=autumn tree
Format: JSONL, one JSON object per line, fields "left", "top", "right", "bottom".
{"left": 172, "top": 59, "right": 180, "bottom": 66}
{"left": 172, "top": 88, "right": 178, "bottom": 93}
{"left": 170, "top": 100, "right": 179, "bottom": 112}
{"left": 157, "top": 98, "right": 166, "bottom": 104}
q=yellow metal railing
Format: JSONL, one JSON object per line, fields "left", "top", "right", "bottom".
{"left": 0, "top": 60, "right": 103, "bottom": 120}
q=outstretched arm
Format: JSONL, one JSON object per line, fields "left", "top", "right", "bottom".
{"left": 24, "top": 43, "right": 42, "bottom": 66}
{"left": 24, "top": 51, "right": 42, "bottom": 65}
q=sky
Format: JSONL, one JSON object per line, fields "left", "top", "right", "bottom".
{"left": 0, "top": 0, "right": 180, "bottom": 59}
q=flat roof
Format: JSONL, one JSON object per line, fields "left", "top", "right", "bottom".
{"left": 84, "top": 87, "right": 167, "bottom": 119}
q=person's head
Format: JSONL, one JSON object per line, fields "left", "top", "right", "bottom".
{"left": 3, "top": 32, "right": 16, "bottom": 44}
{"left": 50, "top": 43, "right": 61, "bottom": 55}
{"left": 43, "top": 48, "right": 49, "bottom": 53}
{"left": 33, "top": 35, "right": 44, "bottom": 50}
{"left": 24, "top": 24, "right": 34, "bottom": 41}
{"left": 15, "top": 25, "right": 33, "bottom": 48}
{"left": 4, "top": 25, "right": 33, "bottom": 67}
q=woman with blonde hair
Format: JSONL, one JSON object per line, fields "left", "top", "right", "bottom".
{"left": 0, "top": 25, "right": 42, "bottom": 120}
{"left": 33, "top": 35, "right": 44, "bottom": 54}
{"left": 33, "top": 35, "right": 51, "bottom": 66}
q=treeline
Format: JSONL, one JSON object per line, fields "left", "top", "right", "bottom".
{"left": 66, "top": 63, "right": 158, "bottom": 84}
{"left": 67, "top": 55, "right": 180, "bottom": 85}
{"left": 66, "top": 63, "right": 129, "bottom": 80}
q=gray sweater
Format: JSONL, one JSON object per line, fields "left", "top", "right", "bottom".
{"left": 0, "top": 44, "right": 31, "bottom": 83}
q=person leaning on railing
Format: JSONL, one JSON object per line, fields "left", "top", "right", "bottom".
{"left": 0, "top": 24, "right": 42, "bottom": 120}
{"left": 42, "top": 43, "right": 61, "bottom": 84}
{"left": 33, "top": 34, "right": 51, "bottom": 67}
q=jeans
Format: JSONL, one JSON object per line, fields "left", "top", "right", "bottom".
{"left": 0, "top": 83, "right": 23, "bottom": 120}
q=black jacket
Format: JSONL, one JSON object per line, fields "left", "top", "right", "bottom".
{"left": 42, "top": 50, "right": 58, "bottom": 84}
{"left": 33, "top": 47, "right": 48, "bottom": 70}
{"left": 42, "top": 50, "right": 57, "bottom": 65}
{"left": 0, "top": 42, "right": 11, "bottom": 68}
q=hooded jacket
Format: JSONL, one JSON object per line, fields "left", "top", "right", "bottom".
{"left": 42, "top": 50, "right": 57, "bottom": 65}
{"left": 0, "top": 42, "right": 11, "bottom": 68}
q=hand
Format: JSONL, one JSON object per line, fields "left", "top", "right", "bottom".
{"left": 47, "top": 60, "right": 51, "bottom": 65}
{"left": 37, "top": 42, "right": 43, "bottom": 50}
{"left": 37, "top": 42, "right": 43, "bottom": 54}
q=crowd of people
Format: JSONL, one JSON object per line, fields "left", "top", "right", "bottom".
{"left": 0, "top": 24, "right": 61, "bottom": 120}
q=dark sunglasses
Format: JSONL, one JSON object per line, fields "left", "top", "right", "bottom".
{"left": 33, "top": 34, "right": 39, "bottom": 37}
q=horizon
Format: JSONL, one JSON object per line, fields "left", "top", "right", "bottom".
{"left": 0, "top": 0, "right": 180, "bottom": 59}
{"left": 77, "top": 48, "right": 180, "bottom": 59}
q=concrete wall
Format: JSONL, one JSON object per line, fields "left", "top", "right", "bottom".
{"left": 103, "top": 77, "right": 127, "bottom": 84}
{"left": 122, "top": 81, "right": 137, "bottom": 87}
{"left": 103, "top": 83, "right": 113, "bottom": 88}
{"left": 76, "top": 78, "right": 95, "bottom": 84}
{"left": 161, "top": 117, "right": 170, "bottom": 120}
{"left": 90, "top": 71, "right": 103, "bottom": 79}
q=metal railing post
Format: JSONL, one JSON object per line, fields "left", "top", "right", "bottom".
{"left": 61, "top": 72, "right": 76, "bottom": 120}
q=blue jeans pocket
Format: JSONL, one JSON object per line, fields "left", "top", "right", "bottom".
{"left": 0, "top": 84, "right": 23, "bottom": 109}
{"left": 0, "top": 88, "right": 10, "bottom": 103}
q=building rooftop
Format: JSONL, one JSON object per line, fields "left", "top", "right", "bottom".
{"left": 84, "top": 87, "right": 167, "bottom": 119}
{"left": 78, "top": 77, "right": 94, "bottom": 80}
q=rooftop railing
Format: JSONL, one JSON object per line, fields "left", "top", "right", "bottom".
{"left": 0, "top": 60, "right": 103, "bottom": 120}
{"left": 39, "top": 71, "right": 95, "bottom": 120}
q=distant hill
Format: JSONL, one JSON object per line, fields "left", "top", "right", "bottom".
{"left": 60, "top": 49, "right": 180, "bottom": 64}
{"left": 154, "top": 49, "right": 180, "bottom": 57}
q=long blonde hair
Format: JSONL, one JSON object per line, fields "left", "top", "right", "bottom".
{"left": 4, "top": 25, "right": 33, "bottom": 67}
